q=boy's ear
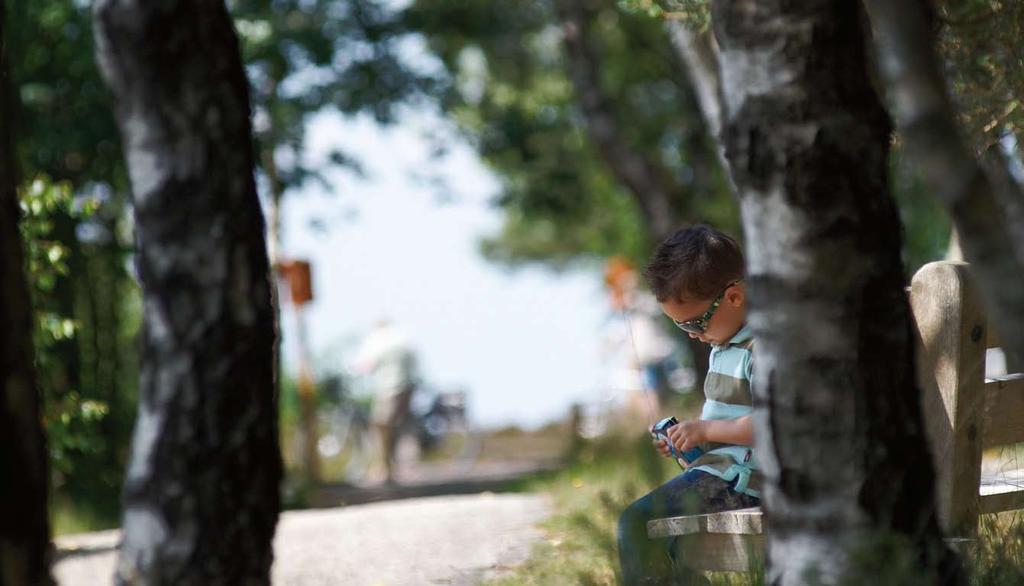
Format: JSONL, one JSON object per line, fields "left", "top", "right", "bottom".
{"left": 726, "top": 286, "right": 745, "bottom": 306}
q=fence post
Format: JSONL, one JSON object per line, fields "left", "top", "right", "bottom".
{"left": 910, "top": 261, "right": 987, "bottom": 535}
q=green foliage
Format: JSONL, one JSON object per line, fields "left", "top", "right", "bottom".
{"left": 10, "top": 0, "right": 140, "bottom": 527}
{"left": 619, "top": 0, "right": 710, "bottom": 31}
{"left": 8, "top": 0, "right": 127, "bottom": 188}
{"left": 892, "top": 150, "right": 953, "bottom": 274}
{"left": 19, "top": 178, "right": 98, "bottom": 471}
{"left": 18, "top": 176, "right": 135, "bottom": 528}
{"left": 18, "top": 179, "right": 90, "bottom": 303}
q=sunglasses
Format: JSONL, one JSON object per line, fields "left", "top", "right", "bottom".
{"left": 671, "top": 280, "right": 741, "bottom": 334}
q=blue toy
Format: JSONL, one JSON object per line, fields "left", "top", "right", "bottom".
{"left": 651, "top": 416, "right": 703, "bottom": 469}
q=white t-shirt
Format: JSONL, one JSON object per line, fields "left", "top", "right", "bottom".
{"left": 354, "top": 325, "right": 419, "bottom": 396}
{"left": 625, "top": 293, "right": 675, "bottom": 365}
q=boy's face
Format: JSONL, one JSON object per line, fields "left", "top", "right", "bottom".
{"left": 659, "top": 282, "right": 747, "bottom": 346}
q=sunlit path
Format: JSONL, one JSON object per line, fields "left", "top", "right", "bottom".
{"left": 55, "top": 493, "right": 550, "bottom": 586}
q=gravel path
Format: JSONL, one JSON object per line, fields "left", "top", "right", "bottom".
{"left": 54, "top": 493, "right": 551, "bottom": 586}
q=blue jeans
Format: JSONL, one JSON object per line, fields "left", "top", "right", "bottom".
{"left": 617, "top": 469, "right": 760, "bottom": 585}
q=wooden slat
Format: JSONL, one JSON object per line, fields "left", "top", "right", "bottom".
{"left": 982, "top": 374, "right": 1024, "bottom": 447}
{"left": 978, "top": 469, "right": 1024, "bottom": 514}
{"left": 980, "top": 491, "right": 1024, "bottom": 514}
{"left": 647, "top": 508, "right": 763, "bottom": 538}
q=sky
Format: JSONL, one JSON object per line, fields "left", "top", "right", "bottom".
{"left": 276, "top": 108, "right": 633, "bottom": 429}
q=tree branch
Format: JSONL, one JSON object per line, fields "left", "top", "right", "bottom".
{"left": 864, "top": 0, "right": 1024, "bottom": 367}
{"left": 665, "top": 20, "right": 735, "bottom": 192}
{"left": 553, "top": 0, "right": 684, "bottom": 240}
{"left": 666, "top": 22, "right": 721, "bottom": 142}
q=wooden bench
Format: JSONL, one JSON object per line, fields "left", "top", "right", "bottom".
{"left": 646, "top": 261, "right": 1024, "bottom": 571}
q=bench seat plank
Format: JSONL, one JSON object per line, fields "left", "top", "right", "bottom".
{"left": 646, "top": 507, "right": 763, "bottom": 538}
{"left": 647, "top": 509, "right": 765, "bottom": 572}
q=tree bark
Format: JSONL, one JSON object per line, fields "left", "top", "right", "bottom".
{"left": 93, "top": 1, "right": 282, "bottom": 583}
{"left": 711, "top": 1, "right": 959, "bottom": 583}
{"left": 0, "top": 5, "right": 53, "bottom": 585}
{"left": 863, "top": 0, "right": 1024, "bottom": 369}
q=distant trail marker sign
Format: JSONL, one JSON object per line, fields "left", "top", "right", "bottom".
{"left": 280, "top": 259, "right": 313, "bottom": 306}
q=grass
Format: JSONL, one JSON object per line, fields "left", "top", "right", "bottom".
{"left": 480, "top": 389, "right": 700, "bottom": 584}
{"left": 484, "top": 432, "right": 673, "bottom": 586}
{"left": 968, "top": 511, "right": 1024, "bottom": 585}
{"left": 51, "top": 497, "right": 120, "bottom": 537}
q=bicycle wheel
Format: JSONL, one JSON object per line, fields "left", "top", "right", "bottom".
{"left": 321, "top": 407, "right": 376, "bottom": 484}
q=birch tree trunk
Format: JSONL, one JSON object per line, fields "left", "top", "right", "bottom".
{"left": 711, "top": 1, "right": 959, "bottom": 583}
{"left": 863, "top": 0, "right": 1024, "bottom": 370}
{"left": 0, "top": 6, "right": 52, "bottom": 584}
{"left": 93, "top": 1, "right": 282, "bottom": 583}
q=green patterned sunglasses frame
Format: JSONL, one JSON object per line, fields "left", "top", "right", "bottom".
{"left": 671, "top": 280, "right": 741, "bottom": 334}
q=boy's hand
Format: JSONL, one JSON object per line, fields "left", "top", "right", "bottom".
{"left": 667, "top": 420, "right": 707, "bottom": 452}
{"left": 653, "top": 437, "right": 673, "bottom": 458}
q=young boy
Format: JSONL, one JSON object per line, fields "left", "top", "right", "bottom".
{"left": 618, "top": 225, "right": 760, "bottom": 586}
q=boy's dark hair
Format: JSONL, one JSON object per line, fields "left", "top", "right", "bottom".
{"left": 644, "top": 225, "right": 744, "bottom": 302}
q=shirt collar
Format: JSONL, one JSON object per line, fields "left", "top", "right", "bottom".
{"left": 722, "top": 323, "right": 753, "bottom": 347}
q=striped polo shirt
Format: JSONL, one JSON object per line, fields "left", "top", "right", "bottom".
{"left": 690, "top": 323, "right": 761, "bottom": 498}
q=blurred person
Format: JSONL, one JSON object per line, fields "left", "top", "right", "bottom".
{"left": 604, "top": 256, "right": 679, "bottom": 413}
{"left": 354, "top": 320, "right": 420, "bottom": 484}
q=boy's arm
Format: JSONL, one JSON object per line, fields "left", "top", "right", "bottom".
{"left": 668, "top": 416, "right": 753, "bottom": 449}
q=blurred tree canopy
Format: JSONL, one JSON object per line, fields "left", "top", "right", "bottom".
{"left": 233, "top": 0, "right": 434, "bottom": 260}
{"left": 400, "top": 0, "right": 980, "bottom": 274}
{"left": 404, "top": 0, "right": 736, "bottom": 269}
